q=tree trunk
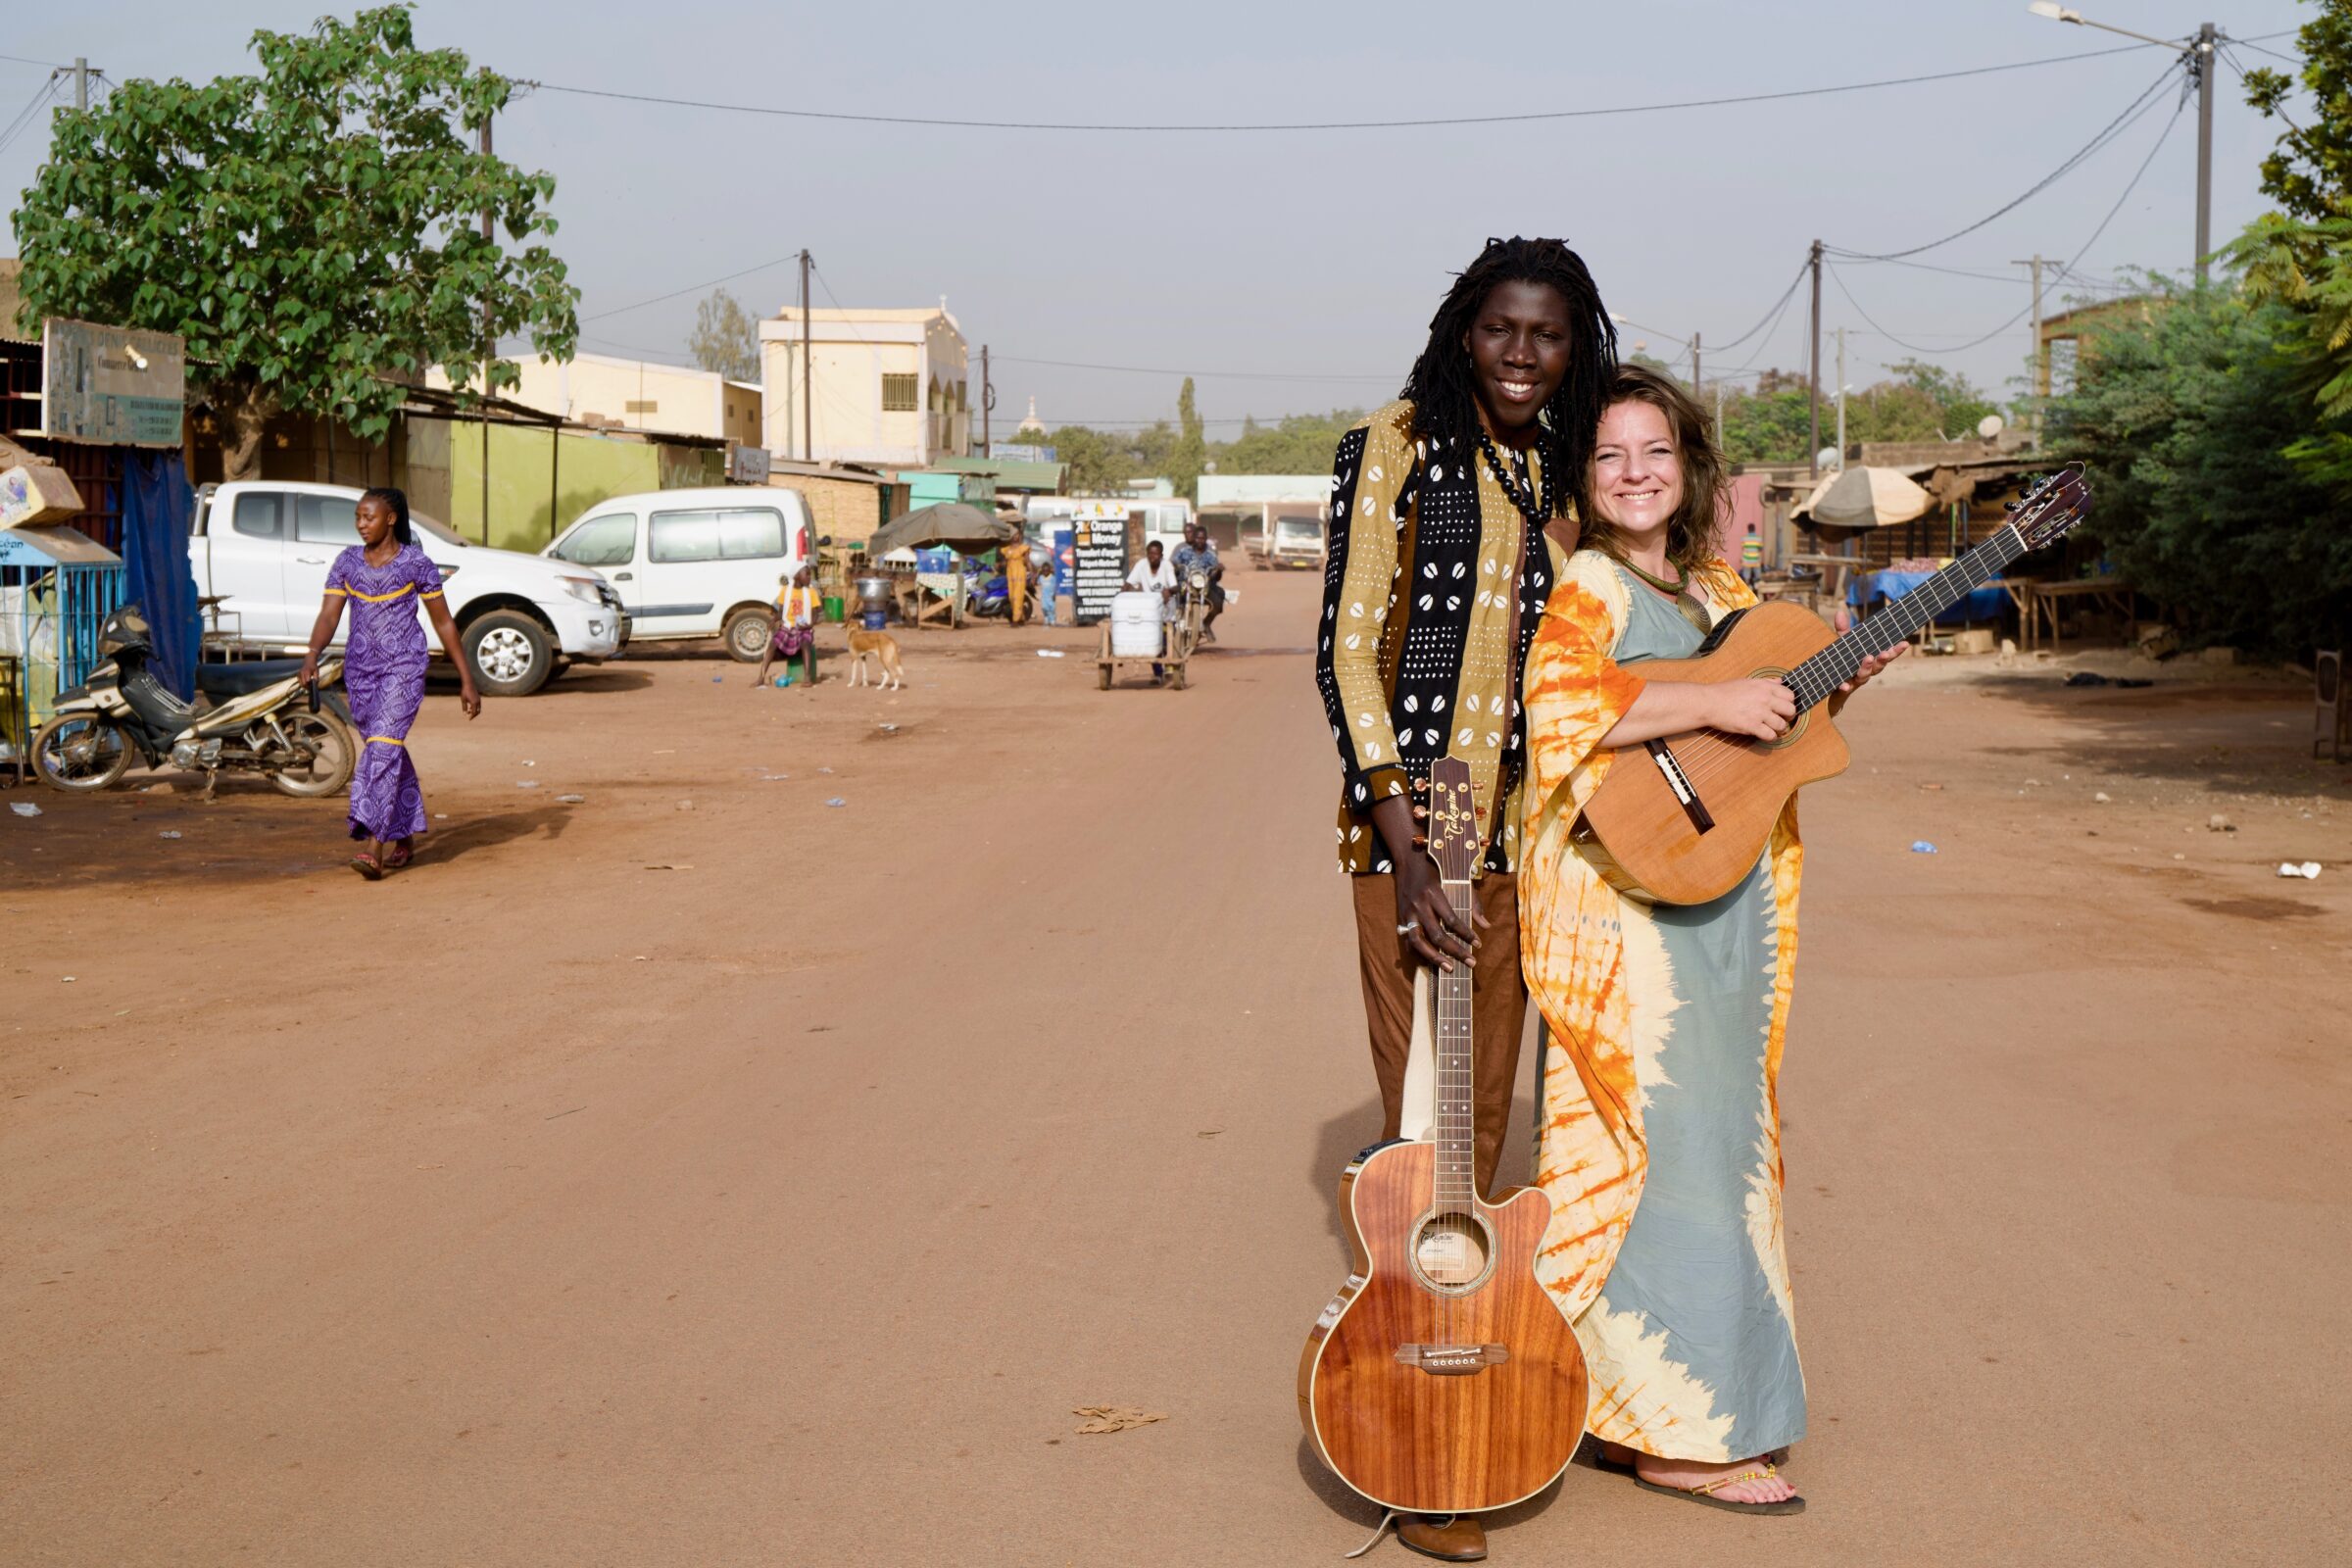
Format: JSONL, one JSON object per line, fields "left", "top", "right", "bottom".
{"left": 214, "top": 380, "right": 277, "bottom": 485}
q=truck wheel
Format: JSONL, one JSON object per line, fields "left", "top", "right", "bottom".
{"left": 724, "top": 607, "right": 777, "bottom": 663}
{"left": 31, "top": 713, "right": 133, "bottom": 791}
{"left": 464, "top": 611, "right": 554, "bottom": 697}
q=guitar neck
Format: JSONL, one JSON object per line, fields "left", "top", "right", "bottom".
{"left": 1434, "top": 875, "right": 1477, "bottom": 1211}
{"left": 1785, "top": 523, "right": 2025, "bottom": 713}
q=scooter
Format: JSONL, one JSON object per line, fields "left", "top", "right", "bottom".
{"left": 31, "top": 603, "right": 359, "bottom": 799}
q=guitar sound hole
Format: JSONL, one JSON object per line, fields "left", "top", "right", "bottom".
{"left": 1413, "top": 1214, "right": 1492, "bottom": 1290}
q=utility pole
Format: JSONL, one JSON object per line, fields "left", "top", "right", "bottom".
{"left": 1690, "top": 330, "right": 1700, "bottom": 394}
{"left": 2195, "top": 22, "right": 2217, "bottom": 285}
{"left": 1834, "top": 326, "right": 1847, "bottom": 470}
{"left": 799, "top": 249, "right": 813, "bottom": 464}
{"left": 2012, "top": 254, "right": 2048, "bottom": 435}
{"left": 981, "top": 344, "right": 992, "bottom": 455}
{"left": 73, "top": 57, "right": 89, "bottom": 111}
{"left": 1807, "top": 239, "right": 1824, "bottom": 478}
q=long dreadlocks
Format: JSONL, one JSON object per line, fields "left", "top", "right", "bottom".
{"left": 1398, "top": 237, "right": 1618, "bottom": 518}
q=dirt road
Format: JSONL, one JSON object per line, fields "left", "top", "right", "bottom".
{"left": 5, "top": 572, "right": 2347, "bottom": 1566}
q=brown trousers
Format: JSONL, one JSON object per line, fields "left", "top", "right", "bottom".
{"left": 1350, "top": 871, "right": 1530, "bottom": 1198}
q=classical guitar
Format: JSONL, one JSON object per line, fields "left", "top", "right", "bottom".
{"left": 1299, "top": 757, "right": 1589, "bottom": 1516}
{"left": 1576, "top": 464, "right": 2092, "bottom": 906}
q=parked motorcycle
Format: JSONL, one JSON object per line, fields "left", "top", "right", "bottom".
{"left": 31, "top": 604, "right": 358, "bottom": 798}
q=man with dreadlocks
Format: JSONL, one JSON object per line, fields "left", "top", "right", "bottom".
{"left": 1312, "top": 236, "right": 1615, "bottom": 1563}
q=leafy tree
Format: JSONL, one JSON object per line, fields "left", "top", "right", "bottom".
{"left": 1213, "top": 409, "right": 1366, "bottom": 476}
{"left": 2228, "top": 2, "right": 2352, "bottom": 494}
{"left": 2239, "top": 0, "right": 2352, "bottom": 226}
{"left": 14, "top": 6, "right": 576, "bottom": 481}
{"left": 1712, "top": 362, "right": 2000, "bottom": 463}
{"left": 687, "top": 287, "right": 758, "bottom": 382}
{"left": 2046, "top": 285, "right": 2349, "bottom": 658}
{"left": 1169, "top": 376, "right": 1205, "bottom": 501}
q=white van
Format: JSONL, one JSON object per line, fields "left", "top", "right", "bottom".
{"left": 545, "top": 486, "right": 814, "bottom": 662}
{"left": 191, "top": 480, "right": 625, "bottom": 697}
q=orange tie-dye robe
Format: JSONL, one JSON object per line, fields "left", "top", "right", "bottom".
{"left": 1518, "top": 549, "right": 1805, "bottom": 1452}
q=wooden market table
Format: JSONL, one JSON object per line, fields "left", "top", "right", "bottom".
{"left": 1998, "top": 576, "right": 2133, "bottom": 652}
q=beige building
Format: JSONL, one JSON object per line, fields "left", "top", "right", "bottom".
{"left": 760, "top": 304, "right": 969, "bottom": 467}
{"left": 430, "top": 353, "right": 760, "bottom": 448}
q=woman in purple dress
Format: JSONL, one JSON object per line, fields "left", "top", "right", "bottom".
{"left": 297, "top": 487, "right": 480, "bottom": 878}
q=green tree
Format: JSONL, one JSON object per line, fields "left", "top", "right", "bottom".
{"left": 687, "top": 287, "right": 758, "bottom": 381}
{"left": 2240, "top": 0, "right": 2352, "bottom": 226}
{"left": 1211, "top": 409, "right": 1366, "bottom": 475}
{"left": 14, "top": 6, "right": 576, "bottom": 481}
{"left": 2227, "top": 1, "right": 2352, "bottom": 494}
{"left": 1169, "top": 376, "right": 1206, "bottom": 501}
{"left": 2046, "top": 285, "right": 2349, "bottom": 658}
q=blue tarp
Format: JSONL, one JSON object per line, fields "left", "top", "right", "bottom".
{"left": 1848, "top": 567, "right": 2008, "bottom": 625}
{"left": 121, "top": 452, "right": 201, "bottom": 701}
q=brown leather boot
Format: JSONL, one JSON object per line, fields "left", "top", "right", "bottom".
{"left": 1396, "top": 1513, "right": 1487, "bottom": 1562}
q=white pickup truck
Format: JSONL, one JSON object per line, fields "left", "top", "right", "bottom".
{"left": 190, "top": 480, "right": 626, "bottom": 697}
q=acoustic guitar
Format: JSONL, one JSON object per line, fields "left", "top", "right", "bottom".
{"left": 1299, "top": 757, "right": 1589, "bottom": 1516}
{"left": 1575, "top": 464, "right": 2091, "bottom": 906}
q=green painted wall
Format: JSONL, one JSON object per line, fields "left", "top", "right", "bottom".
{"left": 444, "top": 426, "right": 726, "bottom": 553}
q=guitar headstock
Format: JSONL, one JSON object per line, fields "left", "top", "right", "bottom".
{"left": 1427, "top": 757, "right": 1479, "bottom": 887}
{"left": 2007, "top": 463, "right": 2092, "bottom": 552}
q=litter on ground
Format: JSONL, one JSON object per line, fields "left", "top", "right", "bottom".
{"left": 1073, "top": 1405, "right": 1165, "bottom": 1435}
{"left": 11, "top": 802, "right": 42, "bottom": 816}
{"left": 1911, "top": 841, "right": 1937, "bottom": 854}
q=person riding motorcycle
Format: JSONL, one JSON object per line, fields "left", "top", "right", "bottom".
{"left": 1170, "top": 522, "right": 1226, "bottom": 645}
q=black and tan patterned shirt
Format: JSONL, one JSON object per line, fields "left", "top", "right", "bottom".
{"left": 1314, "top": 400, "right": 1566, "bottom": 875}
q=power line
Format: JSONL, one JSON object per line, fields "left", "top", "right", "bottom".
{"left": 1828, "top": 59, "right": 2180, "bottom": 262}
{"left": 518, "top": 39, "right": 2180, "bottom": 134}
{"left": 1707, "top": 261, "right": 1812, "bottom": 353}
{"left": 0, "top": 74, "right": 62, "bottom": 161}
{"left": 995, "top": 354, "right": 1394, "bottom": 383}
{"left": 0, "top": 52, "right": 68, "bottom": 70}
{"left": 2225, "top": 37, "right": 2305, "bottom": 67}
{"left": 1826, "top": 89, "right": 2186, "bottom": 357}
{"left": 578, "top": 250, "right": 802, "bottom": 322}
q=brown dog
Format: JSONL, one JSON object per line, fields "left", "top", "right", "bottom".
{"left": 846, "top": 627, "right": 905, "bottom": 690}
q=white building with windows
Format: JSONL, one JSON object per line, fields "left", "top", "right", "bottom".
{"left": 760, "top": 303, "right": 970, "bottom": 467}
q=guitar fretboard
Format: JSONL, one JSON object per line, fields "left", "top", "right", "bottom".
{"left": 1434, "top": 876, "right": 1477, "bottom": 1214}
{"left": 1785, "top": 524, "right": 2026, "bottom": 711}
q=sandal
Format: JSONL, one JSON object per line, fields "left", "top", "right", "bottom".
{"left": 1632, "top": 1462, "right": 1805, "bottom": 1516}
{"left": 382, "top": 842, "right": 415, "bottom": 871}
{"left": 349, "top": 850, "right": 383, "bottom": 881}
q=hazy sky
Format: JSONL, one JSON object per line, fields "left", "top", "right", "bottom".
{"left": 6, "top": 1, "right": 2319, "bottom": 437}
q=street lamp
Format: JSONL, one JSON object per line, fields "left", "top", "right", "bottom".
{"left": 2028, "top": 3, "right": 2219, "bottom": 283}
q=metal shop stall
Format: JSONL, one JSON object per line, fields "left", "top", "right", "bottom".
{"left": 1, "top": 522, "right": 124, "bottom": 781}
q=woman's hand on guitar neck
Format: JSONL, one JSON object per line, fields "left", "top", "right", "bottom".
{"left": 1830, "top": 612, "right": 1909, "bottom": 710}
{"left": 1703, "top": 678, "right": 1798, "bottom": 742}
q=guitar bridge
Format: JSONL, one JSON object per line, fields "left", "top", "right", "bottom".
{"left": 1394, "top": 1344, "right": 1511, "bottom": 1377}
{"left": 1644, "top": 741, "right": 1714, "bottom": 834}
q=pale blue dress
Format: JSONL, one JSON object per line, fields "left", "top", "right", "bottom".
{"left": 1586, "top": 563, "right": 1805, "bottom": 1459}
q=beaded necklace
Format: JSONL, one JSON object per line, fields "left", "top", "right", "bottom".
{"left": 1474, "top": 428, "right": 1550, "bottom": 527}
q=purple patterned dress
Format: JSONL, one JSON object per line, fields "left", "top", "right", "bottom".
{"left": 326, "top": 542, "right": 444, "bottom": 842}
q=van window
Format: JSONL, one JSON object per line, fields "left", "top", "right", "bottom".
{"left": 231, "top": 493, "right": 284, "bottom": 539}
{"left": 649, "top": 511, "right": 721, "bottom": 563}
{"left": 717, "top": 508, "right": 786, "bottom": 560}
{"left": 295, "top": 494, "right": 362, "bottom": 545}
{"left": 555, "top": 514, "right": 637, "bottom": 567}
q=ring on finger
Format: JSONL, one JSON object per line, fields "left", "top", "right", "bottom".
{"left": 1396, "top": 919, "right": 1420, "bottom": 936}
